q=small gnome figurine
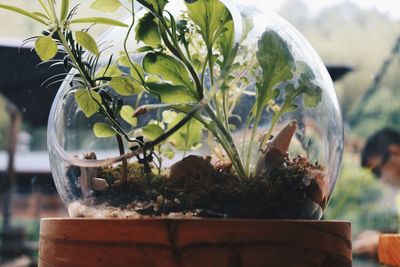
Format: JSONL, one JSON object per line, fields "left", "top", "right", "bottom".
{"left": 255, "top": 120, "right": 297, "bottom": 177}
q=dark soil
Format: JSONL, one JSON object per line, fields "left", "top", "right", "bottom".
{"left": 82, "top": 155, "right": 327, "bottom": 219}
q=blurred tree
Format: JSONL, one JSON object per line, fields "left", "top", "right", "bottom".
{"left": 279, "top": 0, "right": 400, "bottom": 120}
{"left": 349, "top": 38, "right": 400, "bottom": 137}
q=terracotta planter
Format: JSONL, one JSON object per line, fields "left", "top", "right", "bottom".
{"left": 378, "top": 234, "right": 400, "bottom": 266}
{"left": 39, "top": 218, "right": 351, "bottom": 267}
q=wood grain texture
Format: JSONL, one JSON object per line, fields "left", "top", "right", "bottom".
{"left": 379, "top": 234, "right": 400, "bottom": 266}
{"left": 39, "top": 218, "right": 352, "bottom": 267}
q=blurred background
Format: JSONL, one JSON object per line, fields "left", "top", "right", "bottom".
{"left": 0, "top": 0, "right": 399, "bottom": 266}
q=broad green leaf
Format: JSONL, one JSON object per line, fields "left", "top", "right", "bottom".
{"left": 118, "top": 53, "right": 130, "bottom": 66}
{"left": 135, "top": 12, "right": 161, "bottom": 48}
{"left": 162, "top": 110, "right": 177, "bottom": 124}
{"left": 71, "top": 17, "right": 128, "bottom": 27}
{"left": 120, "top": 105, "right": 137, "bottom": 126}
{"left": 142, "top": 124, "right": 164, "bottom": 141}
{"left": 296, "top": 61, "right": 322, "bottom": 108}
{"left": 255, "top": 30, "right": 294, "bottom": 116}
{"left": 93, "top": 122, "right": 116, "bottom": 138}
{"left": 0, "top": 4, "right": 47, "bottom": 25}
{"left": 304, "top": 87, "right": 322, "bottom": 108}
{"left": 136, "top": 0, "right": 167, "bottom": 13}
{"left": 167, "top": 113, "right": 203, "bottom": 150}
{"left": 130, "top": 63, "right": 145, "bottom": 83}
{"left": 283, "top": 102, "right": 298, "bottom": 113}
{"left": 75, "top": 31, "right": 99, "bottom": 56}
{"left": 75, "top": 89, "right": 102, "bottom": 118}
{"left": 60, "top": 0, "right": 70, "bottom": 20}
{"left": 35, "top": 36, "right": 58, "bottom": 61}
{"left": 218, "top": 20, "right": 235, "bottom": 70}
{"left": 110, "top": 77, "right": 142, "bottom": 96}
{"left": 143, "top": 52, "right": 195, "bottom": 92}
{"left": 146, "top": 82, "right": 197, "bottom": 103}
{"left": 185, "top": 0, "right": 230, "bottom": 47}
{"left": 90, "top": 0, "right": 121, "bottom": 12}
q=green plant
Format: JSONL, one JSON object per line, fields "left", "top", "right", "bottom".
{"left": 0, "top": 0, "right": 322, "bottom": 181}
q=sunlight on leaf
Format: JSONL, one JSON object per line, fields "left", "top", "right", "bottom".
{"left": 75, "top": 89, "right": 101, "bottom": 118}
{"left": 142, "top": 124, "right": 164, "bottom": 141}
{"left": 93, "top": 122, "right": 116, "bottom": 138}
{"left": 143, "top": 52, "right": 194, "bottom": 91}
{"left": 167, "top": 113, "right": 203, "bottom": 150}
{"left": 35, "top": 36, "right": 58, "bottom": 61}
{"left": 255, "top": 30, "right": 295, "bottom": 117}
{"left": 120, "top": 105, "right": 137, "bottom": 126}
{"left": 162, "top": 110, "right": 177, "bottom": 124}
{"left": 71, "top": 17, "right": 128, "bottom": 27}
{"left": 0, "top": 4, "right": 47, "bottom": 24}
{"left": 75, "top": 31, "right": 100, "bottom": 56}
{"left": 146, "top": 82, "right": 197, "bottom": 103}
{"left": 110, "top": 77, "right": 142, "bottom": 96}
{"left": 135, "top": 12, "right": 161, "bottom": 48}
{"left": 90, "top": 0, "right": 122, "bottom": 13}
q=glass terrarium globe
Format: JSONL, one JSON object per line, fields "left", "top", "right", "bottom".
{"left": 48, "top": 0, "right": 343, "bottom": 219}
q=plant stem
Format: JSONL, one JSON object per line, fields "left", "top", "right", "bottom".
{"left": 204, "top": 104, "right": 246, "bottom": 178}
{"left": 245, "top": 112, "right": 261, "bottom": 176}
{"left": 57, "top": 29, "right": 130, "bottom": 180}
{"left": 116, "top": 134, "right": 128, "bottom": 183}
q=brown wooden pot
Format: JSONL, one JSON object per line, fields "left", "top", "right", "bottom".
{"left": 378, "top": 234, "right": 400, "bottom": 266}
{"left": 39, "top": 218, "right": 351, "bottom": 267}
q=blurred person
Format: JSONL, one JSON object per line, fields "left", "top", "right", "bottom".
{"left": 353, "top": 128, "right": 400, "bottom": 256}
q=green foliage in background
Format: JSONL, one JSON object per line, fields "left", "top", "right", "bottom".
{"left": 325, "top": 153, "right": 399, "bottom": 235}
{"left": 280, "top": 0, "right": 400, "bottom": 121}
{"left": 349, "top": 40, "right": 400, "bottom": 137}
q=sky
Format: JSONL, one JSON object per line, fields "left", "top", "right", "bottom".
{"left": 261, "top": 0, "right": 400, "bottom": 19}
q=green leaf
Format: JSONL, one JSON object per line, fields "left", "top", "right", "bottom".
{"left": 32, "top": 11, "right": 49, "bottom": 20}
{"left": 90, "top": 0, "right": 121, "bottom": 12}
{"left": 0, "top": 4, "right": 47, "bottom": 25}
{"left": 135, "top": 12, "right": 161, "bottom": 48}
{"left": 162, "top": 110, "right": 177, "bottom": 124}
{"left": 96, "top": 65, "right": 122, "bottom": 78}
{"left": 75, "top": 31, "right": 99, "bottom": 56}
{"left": 136, "top": 46, "right": 155, "bottom": 53}
{"left": 255, "top": 30, "right": 295, "bottom": 117}
{"left": 167, "top": 113, "right": 203, "bottom": 150}
{"left": 146, "top": 82, "right": 197, "bottom": 103}
{"left": 142, "top": 124, "right": 164, "bottom": 141}
{"left": 120, "top": 105, "right": 137, "bottom": 126}
{"left": 60, "top": 0, "right": 70, "bottom": 20}
{"left": 143, "top": 52, "right": 195, "bottom": 92}
{"left": 75, "top": 89, "right": 102, "bottom": 118}
{"left": 218, "top": 20, "right": 235, "bottom": 70}
{"left": 34, "top": 36, "right": 58, "bottom": 61}
{"left": 93, "top": 122, "right": 116, "bottom": 138}
{"left": 71, "top": 17, "right": 128, "bottom": 27}
{"left": 136, "top": 0, "right": 167, "bottom": 13}
{"left": 296, "top": 61, "right": 322, "bottom": 108}
{"left": 304, "top": 88, "right": 322, "bottom": 108}
{"left": 130, "top": 63, "right": 145, "bottom": 83}
{"left": 110, "top": 77, "right": 142, "bottom": 96}
{"left": 185, "top": 0, "right": 230, "bottom": 47}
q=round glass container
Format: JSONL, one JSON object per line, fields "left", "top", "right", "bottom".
{"left": 48, "top": 0, "right": 343, "bottom": 219}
